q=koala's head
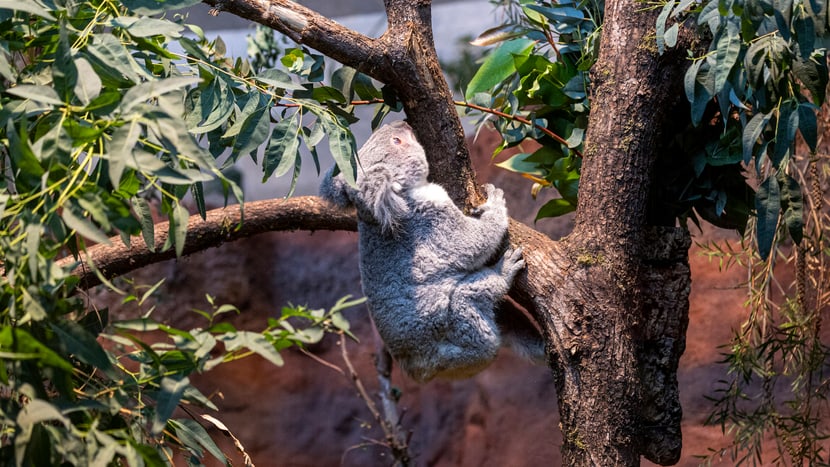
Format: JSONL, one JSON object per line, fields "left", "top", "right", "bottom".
{"left": 357, "top": 121, "right": 428, "bottom": 188}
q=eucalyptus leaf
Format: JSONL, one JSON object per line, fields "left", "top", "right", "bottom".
{"left": 121, "top": 76, "right": 201, "bottom": 114}
{"left": 263, "top": 115, "right": 301, "bottom": 181}
{"left": 0, "top": 0, "right": 55, "bottom": 19}
{"left": 62, "top": 208, "right": 112, "bottom": 246}
{"left": 49, "top": 319, "right": 114, "bottom": 374}
{"left": 172, "top": 202, "right": 190, "bottom": 258}
{"left": 755, "top": 175, "right": 780, "bottom": 261}
{"left": 797, "top": 102, "right": 819, "bottom": 152}
{"left": 73, "top": 57, "right": 103, "bottom": 106}
{"left": 779, "top": 172, "right": 803, "bottom": 245}
{"left": 535, "top": 198, "right": 576, "bottom": 220}
{"left": 152, "top": 376, "right": 190, "bottom": 435}
{"left": 230, "top": 106, "right": 271, "bottom": 163}
{"left": 6, "top": 85, "right": 63, "bottom": 106}
{"left": 742, "top": 111, "right": 771, "bottom": 164}
{"left": 465, "top": 39, "right": 535, "bottom": 100}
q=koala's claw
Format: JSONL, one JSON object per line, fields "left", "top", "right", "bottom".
{"left": 501, "top": 247, "right": 526, "bottom": 279}
{"left": 482, "top": 184, "right": 506, "bottom": 211}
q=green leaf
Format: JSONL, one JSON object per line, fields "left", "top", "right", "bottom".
{"left": 656, "top": 1, "right": 675, "bottom": 55}
{"left": 121, "top": 76, "right": 201, "bottom": 114}
{"left": 230, "top": 106, "right": 271, "bottom": 163}
{"left": 793, "top": 53, "right": 828, "bottom": 105}
{"left": 53, "top": 28, "right": 78, "bottom": 103}
{"left": 73, "top": 57, "right": 103, "bottom": 106}
{"left": 49, "top": 320, "right": 114, "bottom": 373}
{"left": 17, "top": 400, "right": 69, "bottom": 428}
{"left": 0, "top": 327, "right": 73, "bottom": 372}
{"left": 6, "top": 85, "right": 63, "bottom": 106}
{"left": 171, "top": 203, "right": 190, "bottom": 258}
{"left": 465, "top": 39, "right": 535, "bottom": 101}
{"left": 331, "top": 66, "right": 357, "bottom": 100}
{"left": 7, "top": 123, "right": 45, "bottom": 192}
{"left": 220, "top": 331, "right": 283, "bottom": 366}
{"left": 152, "top": 377, "right": 190, "bottom": 435}
{"left": 742, "top": 111, "right": 771, "bottom": 164}
{"left": 113, "top": 16, "right": 184, "bottom": 38}
{"left": 771, "top": 100, "right": 798, "bottom": 168}
{"left": 62, "top": 208, "right": 112, "bottom": 245}
{"left": 322, "top": 117, "right": 357, "bottom": 186}
{"left": 779, "top": 172, "right": 803, "bottom": 245}
{"left": 797, "top": 102, "right": 818, "bottom": 152}
{"left": 712, "top": 20, "right": 741, "bottom": 94}
{"left": 169, "top": 419, "right": 227, "bottom": 463}
{"left": 132, "top": 197, "right": 155, "bottom": 252}
{"left": 495, "top": 152, "right": 546, "bottom": 176}
{"left": 0, "top": 0, "right": 55, "bottom": 19}
{"left": 113, "top": 319, "right": 160, "bottom": 332}
{"left": 121, "top": 0, "right": 201, "bottom": 15}
{"left": 263, "top": 115, "right": 301, "bottom": 181}
{"left": 255, "top": 68, "right": 305, "bottom": 91}
{"left": 85, "top": 34, "right": 144, "bottom": 85}
{"left": 684, "top": 59, "right": 713, "bottom": 125}
{"left": 755, "top": 175, "right": 780, "bottom": 260}
{"left": 536, "top": 198, "right": 576, "bottom": 220}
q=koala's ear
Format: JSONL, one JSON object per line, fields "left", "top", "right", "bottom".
{"left": 319, "top": 166, "right": 353, "bottom": 208}
{"left": 370, "top": 181, "right": 407, "bottom": 234}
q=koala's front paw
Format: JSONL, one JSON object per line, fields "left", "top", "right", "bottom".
{"left": 501, "top": 247, "right": 526, "bottom": 282}
{"left": 483, "top": 184, "right": 505, "bottom": 206}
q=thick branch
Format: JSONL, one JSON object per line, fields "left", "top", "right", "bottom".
{"left": 201, "top": 0, "right": 387, "bottom": 77}
{"left": 63, "top": 197, "right": 356, "bottom": 290}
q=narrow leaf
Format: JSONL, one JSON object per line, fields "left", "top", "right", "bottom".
{"left": 152, "top": 377, "right": 190, "bottom": 435}
{"left": 6, "top": 85, "right": 63, "bottom": 106}
{"left": 172, "top": 203, "right": 190, "bottom": 258}
{"left": 797, "top": 102, "right": 818, "bottom": 152}
{"left": 121, "top": 76, "right": 201, "bottom": 114}
{"left": 263, "top": 115, "right": 301, "bottom": 181}
{"left": 230, "top": 106, "right": 271, "bottom": 163}
{"left": 536, "top": 198, "right": 576, "bottom": 220}
{"left": 779, "top": 173, "right": 803, "bottom": 245}
{"left": 743, "top": 111, "right": 771, "bottom": 164}
{"left": 62, "top": 208, "right": 112, "bottom": 245}
{"left": 50, "top": 319, "right": 114, "bottom": 373}
{"left": 465, "top": 39, "right": 535, "bottom": 100}
{"left": 755, "top": 175, "right": 780, "bottom": 260}
{"left": 0, "top": 0, "right": 55, "bottom": 19}
{"left": 132, "top": 196, "right": 155, "bottom": 252}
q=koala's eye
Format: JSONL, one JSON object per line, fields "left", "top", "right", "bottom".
{"left": 392, "top": 137, "right": 402, "bottom": 145}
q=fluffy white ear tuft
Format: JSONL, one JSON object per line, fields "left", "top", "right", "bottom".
{"left": 371, "top": 181, "right": 408, "bottom": 235}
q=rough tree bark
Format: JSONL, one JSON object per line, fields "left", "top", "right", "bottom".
{"left": 72, "top": 0, "right": 696, "bottom": 464}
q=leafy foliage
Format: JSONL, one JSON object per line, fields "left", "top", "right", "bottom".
{"left": 464, "top": 0, "right": 602, "bottom": 220}
{"left": 0, "top": 0, "right": 372, "bottom": 464}
{"left": 667, "top": 0, "right": 830, "bottom": 464}
{"left": 669, "top": 0, "right": 828, "bottom": 258}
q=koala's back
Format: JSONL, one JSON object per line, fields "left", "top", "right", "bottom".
{"left": 357, "top": 188, "right": 501, "bottom": 381}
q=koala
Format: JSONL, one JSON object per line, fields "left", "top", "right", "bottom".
{"left": 320, "top": 120, "right": 539, "bottom": 382}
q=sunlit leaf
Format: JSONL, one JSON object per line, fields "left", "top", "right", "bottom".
{"left": 465, "top": 39, "right": 535, "bottom": 101}
{"left": 535, "top": 198, "right": 576, "bottom": 220}
{"left": 0, "top": 0, "right": 55, "bottom": 19}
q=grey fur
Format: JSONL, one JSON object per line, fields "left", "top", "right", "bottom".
{"left": 320, "top": 121, "right": 528, "bottom": 382}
